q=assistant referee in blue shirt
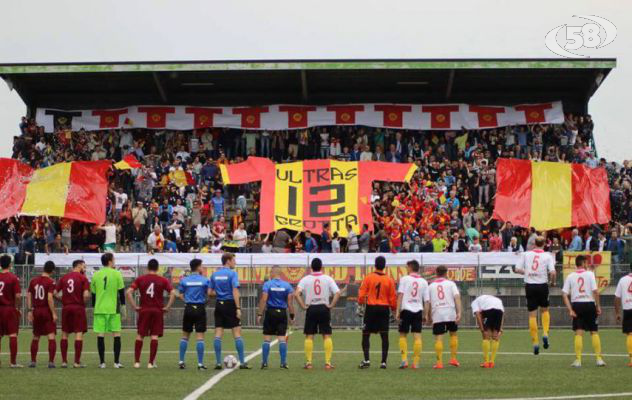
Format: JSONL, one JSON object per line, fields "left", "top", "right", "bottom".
{"left": 257, "top": 266, "right": 295, "bottom": 369}
{"left": 177, "top": 258, "right": 210, "bottom": 370}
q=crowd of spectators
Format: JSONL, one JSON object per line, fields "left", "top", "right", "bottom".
{"left": 2, "top": 114, "right": 631, "bottom": 264}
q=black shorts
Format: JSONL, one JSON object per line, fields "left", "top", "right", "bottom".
{"left": 433, "top": 321, "right": 458, "bottom": 335}
{"left": 304, "top": 304, "right": 332, "bottom": 335}
{"left": 398, "top": 310, "right": 422, "bottom": 333}
{"left": 481, "top": 309, "right": 504, "bottom": 331}
{"left": 263, "top": 308, "right": 288, "bottom": 336}
{"left": 571, "top": 302, "right": 598, "bottom": 332}
{"left": 623, "top": 310, "right": 632, "bottom": 334}
{"left": 363, "top": 305, "right": 390, "bottom": 334}
{"left": 525, "top": 283, "right": 550, "bottom": 311}
{"left": 182, "top": 304, "right": 207, "bottom": 333}
{"left": 214, "top": 299, "right": 241, "bottom": 329}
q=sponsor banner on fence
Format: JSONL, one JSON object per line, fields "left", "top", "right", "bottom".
{"left": 562, "top": 251, "right": 611, "bottom": 293}
{"left": 36, "top": 102, "right": 564, "bottom": 133}
{"left": 480, "top": 264, "right": 524, "bottom": 279}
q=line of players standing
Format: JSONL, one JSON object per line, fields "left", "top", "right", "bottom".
{"left": 1, "top": 238, "right": 631, "bottom": 369}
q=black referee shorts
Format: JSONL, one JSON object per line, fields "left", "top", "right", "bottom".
{"left": 363, "top": 305, "right": 390, "bottom": 334}
{"left": 263, "top": 308, "right": 288, "bottom": 336}
{"left": 525, "top": 283, "right": 550, "bottom": 311}
{"left": 182, "top": 304, "right": 207, "bottom": 333}
{"left": 214, "top": 299, "right": 241, "bottom": 329}
{"left": 481, "top": 309, "right": 504, "bottom": 332}
{"left": 304, "top": 304, "right": 332, "bottom": 335}
{"left": 571, "top": 302, "right": 598, "bottom": 332}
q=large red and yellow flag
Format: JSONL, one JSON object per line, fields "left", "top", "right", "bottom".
{"left": 113, "top": 154, "right": 142, "bottom": 170}
{"left": 220, "top": 157, "right": 417, "bottom": 235}
{"left": 493, "top": 159, "right": 610, "bottom": 231}
{"left": 0, "top": 159, "right": 111, "bottom": 224}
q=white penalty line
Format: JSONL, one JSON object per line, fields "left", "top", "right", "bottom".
{"left": 468, "top": 393, "right": 632, "bottom": 400}
{"left": 182, "top": 333, "right": 291, "bottom": 400}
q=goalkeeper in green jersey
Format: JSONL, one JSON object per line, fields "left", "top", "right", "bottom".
{"left": 91, "top": 253, "right": 126, "bottom": 368}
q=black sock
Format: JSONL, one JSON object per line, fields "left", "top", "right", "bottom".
{"left": 114, "top": 337, "right": 121, "bottom": 364}
{"left": 380, "top": 332, "right": 389, "bottom": 364}
{"left": 97, "top": 337, "right": 105, "bottom": 364}
{"left": 362, "top": 333, "right": 370, "bottom": 362}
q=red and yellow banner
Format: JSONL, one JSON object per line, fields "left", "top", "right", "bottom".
{"left": 562, "top": 251, "right": 611, "bottom": 293}
{"left": 0, "top": 159, "right": 111, "bottom": 224}
{"left": 493, "top": 159, "right": 610, "bottom": 230}
{"left": 220, "top": 157, "right": 416, "bottom": 235}
{"left": 113, "top": 154, "right": 142, "bottom": 170}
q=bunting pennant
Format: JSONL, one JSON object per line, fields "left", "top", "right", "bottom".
{"left": 493, "top": 159, "right": 611, "bottom": 230}
{"left": 0, "top": 159, "right": 111, "bottom": 224}
{"left": 114, "top": 154, "right": 143, "bottom": 170}
{"left": 36, "top": 102, "right": 564, "bottom": 132}
{"left": 220, "top": 157, "right": 417, "bottom": 236}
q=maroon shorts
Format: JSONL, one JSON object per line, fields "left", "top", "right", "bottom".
{"left": 0, "top": 307, "right": 19, "bottom": 336}
{"left": 33, "top": 307, "right": 56, "bottom": 336}
{"left": 62, "top": 305, "right": 87, "bottom": 334}
{"left": 137, "top": 308, "right": 164, "bottom": 337}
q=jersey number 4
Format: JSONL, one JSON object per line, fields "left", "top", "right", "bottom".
{"left": 146, "top": 283, "right": 155, "bottom": 298}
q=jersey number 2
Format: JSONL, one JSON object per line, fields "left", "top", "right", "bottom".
{"left": 0, "top": 281, "right": 4, "bottom": 296}
{"left": 578, "top": 277, "right": 585, "bottom": 293}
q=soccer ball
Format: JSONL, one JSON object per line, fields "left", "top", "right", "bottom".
{"left": 223, "top": 355, "right": 238, "bottom": 369}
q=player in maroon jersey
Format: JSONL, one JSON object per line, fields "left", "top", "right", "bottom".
{"left": 27, "top": 260, "right": 58, "bottom": 368}
{"left": 55, "top": 259, "right": 90, "bottom": 368}
{"left": 0, "top": 254, "right": 22, "bottom": 368}
{"left": 126, "top": 258, "right": 176, "bottom": 368}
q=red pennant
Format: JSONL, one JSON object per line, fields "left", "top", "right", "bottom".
{"left": 326, "top": 105, "right": 365, "bottom": 124}
{"left": 468, "top": 105, "right": 506, "bottom": 128}
{"left": 279, "top": 106, "right": 317, "bottom": 128}
{"left": 514, "top": 103, "right": 552, "bottom": 124}
{"left": 92, "top": 109, "right": 128, "bottom": 129}
{"left": 374, "top": 105, "right": 412, "bottom": 128}
{"left": 421, "top": 105, "right": 460, "bottom": 129}
{"left": 137, "top": 107, "right": 176, "bottom": 128}
{"left": 232, "top": 107, "right": 269, "bottom": 129}
{"left": 185, "top": 107, "right": 223, "bottom": 129}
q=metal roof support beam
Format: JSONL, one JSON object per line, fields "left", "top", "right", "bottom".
{"left": 445, "top": 69, "right": 455, "bottom": 99}
{"left": 300, "top": 70, "right": 308, "bottom": 102}
{"left": 153, "top": 72, "right": 168, "bottom": 103}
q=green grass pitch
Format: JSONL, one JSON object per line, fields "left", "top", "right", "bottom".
{"left": 1, "top": 329, "right": 630, "bottom": 400}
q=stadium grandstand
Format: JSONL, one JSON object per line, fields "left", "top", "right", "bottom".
{"left": 0, "top": 58, "right": 630, "bottom": 330}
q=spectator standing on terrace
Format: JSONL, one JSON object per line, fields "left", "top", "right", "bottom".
{"left": 147, "top": 226, "right": 165, "bottom": 253}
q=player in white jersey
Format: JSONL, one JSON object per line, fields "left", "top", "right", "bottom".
{"left": 427, "top": 266, "right": 461, "bottom": 369}
{"left": 294, "top": 258, "right": 340, "bottom": 369}
{"left": 562, "top": 255, "right": 605, "bottom": 367}
{"left": 613, "top": 262, "right": 632, "bottom": 367}
{"left": 395, "top": 260, "right": 429, "bottom": 369}
{"left": 515, "top": 236, "right": 556, "bottom": 354}
{"left": 471, "top": 295, "right": 504, "bottom": 369}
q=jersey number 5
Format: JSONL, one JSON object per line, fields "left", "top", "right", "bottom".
{"left": 531, "top": 255, "right": 540, "bottom": 271}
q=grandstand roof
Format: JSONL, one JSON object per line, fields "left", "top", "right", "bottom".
{"left": 0, "top": 58, "right": 615, "bottom": 114}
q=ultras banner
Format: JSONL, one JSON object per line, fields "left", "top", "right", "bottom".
{"left": 36, "top": 102, "right": 564, "bottom": 132}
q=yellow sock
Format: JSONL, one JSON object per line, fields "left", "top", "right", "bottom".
{"left": 481, "top": 339, "right": 491, "bottom": 363}
{"left": 435, "top": 339, "right": 443, "bottom": 364}
{"left": 541, "top": 311, "right": 550, "bottom": 337}
{"left": 323, "top": 337, "right": 333, "bottom": 365}
{"left": 399, "top": 337, "right": 408, "bottom": 363}
{"left": 413, "top": 338, "right": 422, "bottom": 365}
{"left": 627, "top": 335, "right": 632, "bottom": 361}
{"left": 591, "top": 334, "right": 602, "bottom": 360}
{"left": 574, "top": 335, "right": 583, "bottom": 362}
{"left": 449, "top": 335, "right": 458, "bottom": 360}
{"left": 304, "top": 338, "right": 314, "bottom": 364}
{"left": 491, "top": 339, "right": 500, "bottom": 363}
{"left": 529, "top": 316, "right": 539, "bottom": 345}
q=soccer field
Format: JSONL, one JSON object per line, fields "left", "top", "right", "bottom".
{"left": 1, "top": 329, "right": 630, "bottom": 400}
